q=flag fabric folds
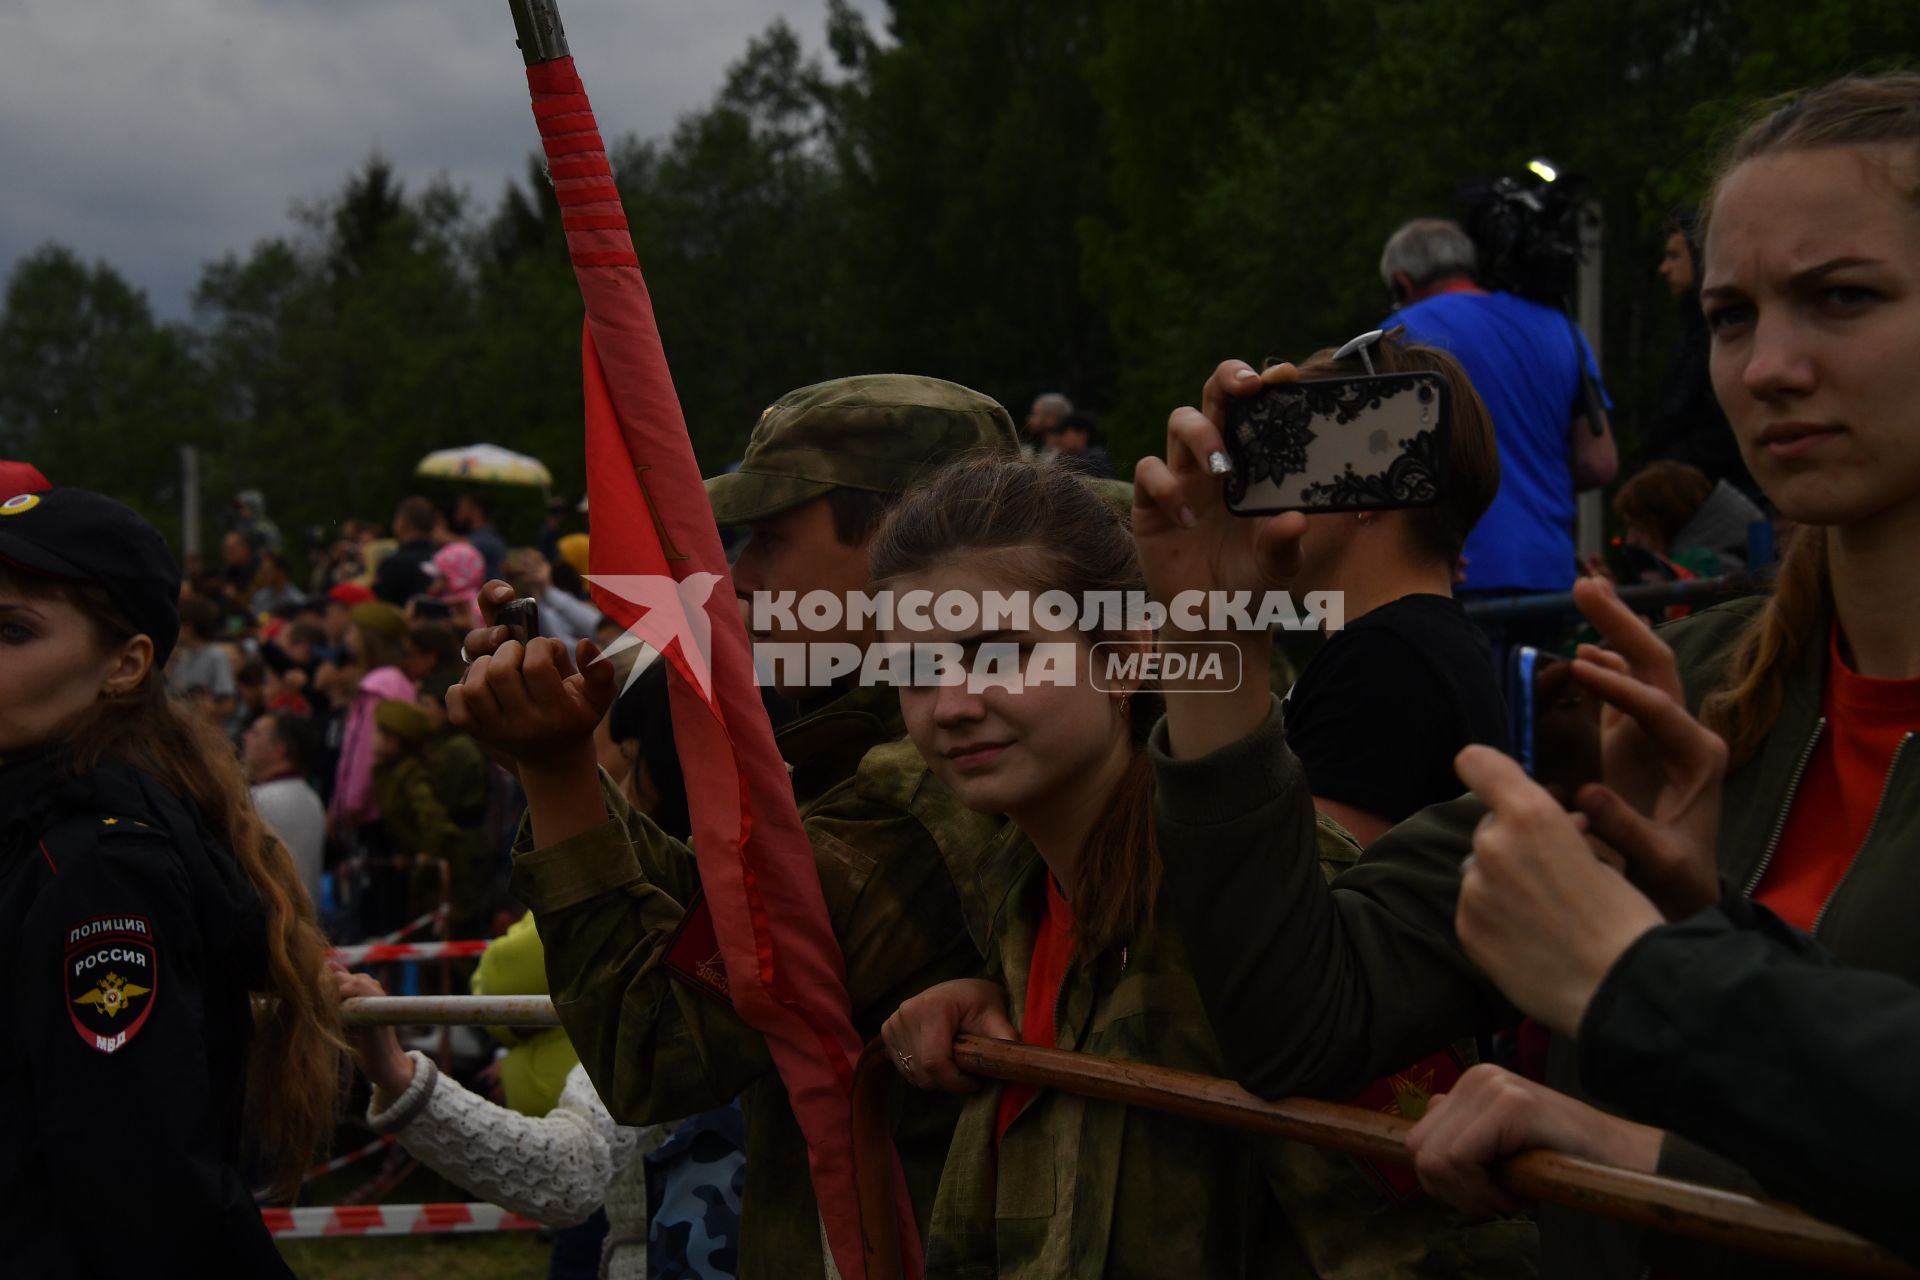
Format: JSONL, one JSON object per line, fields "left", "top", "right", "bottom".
{"left": 521, "top": 54, "right": 913, "bottom": 1280}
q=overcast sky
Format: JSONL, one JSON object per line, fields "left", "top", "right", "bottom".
{"left": 0, "top": 0, "right": 884, "bottom": 318}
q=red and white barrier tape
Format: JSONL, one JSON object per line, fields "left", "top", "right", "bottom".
{"left": 373, "top": 908, "right": 446, "bottom": 946}
{"left": 261, "top": 1203, "right": 543, "bottom": 1239}
{"left": 304, "top": 1134, "right": 397, "bottom": 1181}
{"left": 328, "top": 939, "right": 492, "bottom": 966}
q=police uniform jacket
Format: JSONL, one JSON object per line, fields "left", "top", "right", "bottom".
{"left": 0, "top": 749, "right": 291, "bottom": 1277}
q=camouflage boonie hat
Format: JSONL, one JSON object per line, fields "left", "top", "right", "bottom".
{"left": 705, "top": 374, "right": 1019, "bottom": 526}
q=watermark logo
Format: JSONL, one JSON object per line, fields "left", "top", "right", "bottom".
{"left": 587, "top": 572, "right": 724, "bottom": 700}
{"left": 1090, "top": 641, "right": 1242, "bottom": 692}
{"left": 582, "top": 580, "right": 1334, "bottom": 694}
{"left": 745, "top": 587, "right": 1341, "bottom": 638}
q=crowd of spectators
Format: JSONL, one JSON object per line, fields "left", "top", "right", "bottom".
{"left": 162, "top": 489, "right": 608, "bottom": 945}
{"left": 11, "top": 66, "right": 1920, "bottom": 1280}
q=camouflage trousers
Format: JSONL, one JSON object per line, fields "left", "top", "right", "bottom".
{"left": 645, "top": 1103, "right": 748, "bottom": 1279}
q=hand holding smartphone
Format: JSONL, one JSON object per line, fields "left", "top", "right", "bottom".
{"left": 495, "top": 596, "right": 543, "bottom": 646}
{"left": 1506, "top": 646, "right": 1603, "bottom": 807}
{"left": 1222, "top": 371, "right": 1451, "bottom": 515}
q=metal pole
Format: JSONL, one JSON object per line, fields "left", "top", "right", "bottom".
{"left": 179, "top": 443, "right": 201, "bottom": 566}
{"left": 507, "top": 0, "right": 570, "bottom": 65}
{"left": 338, "top": 994, "right": 560, "bottom": 1028}
{"left": 1458, "top": 572, "right": 1758, "bottom": 623}
{"left": 1575, "top": 198, "right": 1606, "bottom": 559}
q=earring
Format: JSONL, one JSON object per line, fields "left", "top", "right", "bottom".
{"left": 1116, "top": 691, "right": 1133, "bottom": 717}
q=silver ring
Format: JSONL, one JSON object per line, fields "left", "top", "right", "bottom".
{"left": 459, "top": 645, "right": 471, "bottom": 664}
{"left": 1206, "top": 450, "right": 1233, "bottom": 476}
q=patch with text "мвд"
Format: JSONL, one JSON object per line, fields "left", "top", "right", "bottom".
{"left": 64, "top": 915, "right": 157, "bottom": 1055}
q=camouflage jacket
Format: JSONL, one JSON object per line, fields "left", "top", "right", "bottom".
{"left": 373, "top": 753, "right": 459, "bottom": 862}
{"left": 511, "top": 681, "right": 1004, "bottom": 1280}
{"left": 423, "top": 729, "right": 490, "bottom": 827}
{"left": 923, "top": 820, "right": 1537, "bottom": 1280}
{"left": 422, "top": 730, "right": 499, "bottom": 933}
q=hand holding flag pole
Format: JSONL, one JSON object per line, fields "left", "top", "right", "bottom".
{"left": 500, "top": 4, "right": 918, "bottom": 1276}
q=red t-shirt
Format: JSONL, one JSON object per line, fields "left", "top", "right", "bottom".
{"left": 1758, "top": 625, "right": 1920, "bottom": 931}
{"left": 995, "top": 875, "right": 1076, "bottom": 1151}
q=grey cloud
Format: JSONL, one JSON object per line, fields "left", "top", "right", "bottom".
{"left": 0, "top": 0, "right": 880, "bottom": 317}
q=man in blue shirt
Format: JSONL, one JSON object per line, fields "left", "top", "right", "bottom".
{"left": 1380, "top": 218, "right": 1617, "bottom": 599}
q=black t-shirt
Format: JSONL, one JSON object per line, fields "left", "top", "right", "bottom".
{"left": 373, "top": 538, "right": 438, "bottom": 606}
{"left": 1282, "top": 593, "right": 1509, "bottom": 825}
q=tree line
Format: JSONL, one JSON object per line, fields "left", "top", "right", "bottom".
{"left": 1, "top": 0, "right": 1912, "bottom": 551}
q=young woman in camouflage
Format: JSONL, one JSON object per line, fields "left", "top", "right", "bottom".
{"left": 874, "top": 457, "right": 1536, "bottom": 1279}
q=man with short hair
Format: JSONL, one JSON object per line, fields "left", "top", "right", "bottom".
{"left": 1040, "top": 410, "right": 1115, "bottom": 478}
{"left": 474, "top": 373, "right": 1021, "bottom": 1279}
{"left": 232, "top": 488, "right": 283, "bottom": 554}
{"left": 1379, "top": 218, "right": 1617, "bottom": 606}
{"left": 373, "top": 496, "right": 443, "bottom": 606}
{"left": 166, "top": 595, "right": 237, "bottom": 724}
{"left": 452, "top": 492, "right": 508, "bottom": 581}
{"left": 1636, "top": 215, "right": 1754, "bottom": 495}
{"left": 1025, "top": 390, "right": 1073, "bottom": 444}
{"left": 402, "top": 621, "right": 462, "bottom": 684}
{"left": 244, "top": 711, "right": 326, "bottom": 906}
{"left": 248, "top": 552, "right": 304, "bottom": 618}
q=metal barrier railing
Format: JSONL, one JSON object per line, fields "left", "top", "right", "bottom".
{"left": 335, "top": 997, "right": 1913, "bottom": 1277}
{"left": 341, "top": 994, "right": 559, "bottom": 1027}
{"left": 1459, "top": 574, "right": 1760, "bottom": 622}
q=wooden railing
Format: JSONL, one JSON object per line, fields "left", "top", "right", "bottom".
{"left": 849, "top": 1035, "right": 1916, "bottom": 1280}
{"left": 333, "top": 999, "right": 1914, "bottom": 1277}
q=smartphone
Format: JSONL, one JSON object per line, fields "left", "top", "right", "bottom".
{"left": 1506, "top": 646, "right": 1602, "bottom": 807}
{"left": 496, "top": 596, "right": 543, "bottom": 645}
{"left": 1222, "top": 371, "right": 1451, "bottom": 515}
{"left": 1613, "top": 544, "right": 1672, "bottom": 584}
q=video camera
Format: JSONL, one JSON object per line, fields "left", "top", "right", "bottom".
{"left": 1456, "top": 159, "right": 1608, "bottom": 434}
{"left": 1456, "top": 161, "right": 1588, "bottom": 306}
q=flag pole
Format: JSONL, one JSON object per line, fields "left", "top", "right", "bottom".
{"left": 508, "top": 0, "right": 568, "bottom": 64}
{"left": 495, "top": 7, "right": 915, "bottom": 1276}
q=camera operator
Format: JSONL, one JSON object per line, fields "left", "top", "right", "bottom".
{"left": 1380, "top": 218, "right": 1617, "bottom": 651}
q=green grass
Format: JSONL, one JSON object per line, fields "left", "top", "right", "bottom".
{"left": 279, "top": 1233, "right": 550, "bottom": 1279}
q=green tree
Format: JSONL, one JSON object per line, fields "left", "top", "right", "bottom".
{"left": 194, "top": 156, "right": 488, "bottom": 542}
{"left": 0, "top": 243, "right": 207, "bottom": 540}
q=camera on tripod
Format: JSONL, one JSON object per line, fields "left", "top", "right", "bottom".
{"left": 1456, "top": 159, "right": 1588, "bottom": 306}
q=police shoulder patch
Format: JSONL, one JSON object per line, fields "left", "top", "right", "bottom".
{"left": 64, "top": 915, "right": 158, "bottom": 1055}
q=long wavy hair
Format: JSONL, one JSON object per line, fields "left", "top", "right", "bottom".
{"left": 7, "top": 566, "right": 344, "bottom": 1197}
{"left": 1696, "top": 74, "right": 1920, "bottom": 763}
{"left": 870, "top": 455, "right": 1163, "bottom": 959}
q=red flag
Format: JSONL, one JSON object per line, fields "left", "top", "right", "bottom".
{"left": 520, "top": 49, "right": 915, "bottom": 1280}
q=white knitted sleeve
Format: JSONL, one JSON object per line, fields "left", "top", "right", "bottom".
{"left": 365, "top": 1053, "right": 617, "bottom": 1227}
